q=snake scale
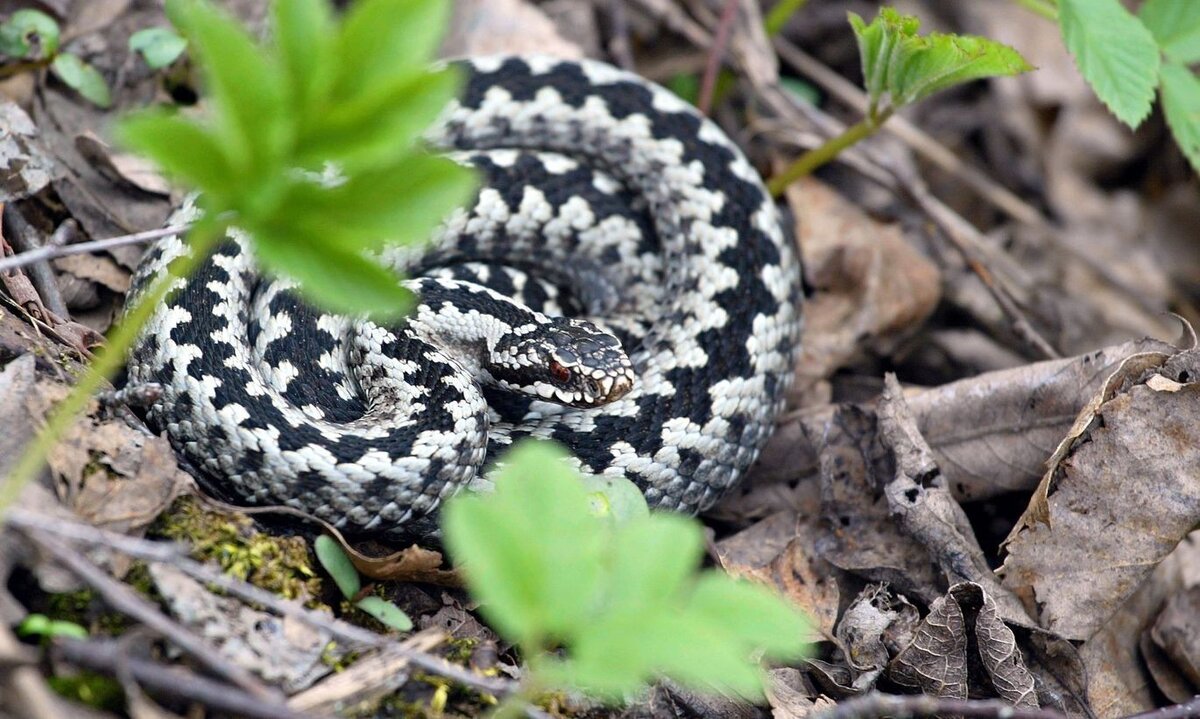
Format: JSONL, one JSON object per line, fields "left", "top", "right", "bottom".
{"left": 127, "top": 56, "right": 803, "bottom": 540}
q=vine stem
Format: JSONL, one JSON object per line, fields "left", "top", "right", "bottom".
{"left": 767, "top": 106, "right": 894, "bottom": 196}
{"left": 0, "top": 221, "right": 223, "bottom": 513}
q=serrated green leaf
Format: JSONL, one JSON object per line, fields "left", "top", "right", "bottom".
{"left": 251, "top": 225, "right": 413, "bottom": 320}
{"left": 1139, "top": 0, "right": 1200, "bottom": 64}
{"left": 606, "top": 515, "right": 702, "bottom": 614}
{"left": 849, "top": 8, "right": 1031, "bottom": 111}
{"left": 686, "top": 574, "right": 810, "bottom": 659}
{"left": 272, "top": 0, "right": 335, "bottom": 116}
{"left": 50, "top": 54, "right": 112, "bottom": 108}
{"left": 356, "top": 596, "right": 413, "bottom": 632}
{"left": 0, "top": 9, "right": 59, "bottom": 59}
{"left": 888, "top": 32, "right": 1033, "bottom": 106}
{"left": 298, "top": 67, "right": 462, "bottom": 171}
{"left": 113, "top": 111, "right": 234, "bottom": 196}
{"left": 443, "top": 440, "right": 606, "bottom": 649}
{"left": 129, "top": 27, "right": 188, "bottom": 69}
{"left": 1059, "top": 0, "right": 1160, "bottom": 128}
{"left": 314, "top": 535, "right": 361, "bottom": 599}
{"left": 1160, "top": 63, "right": 1200, "bottom": 174}
{"left": 167, "top": 0, "right": 287, "bottom": 173}
{"left": 333, "top": 0, "right": 449, "bottom": 100}
{"left": 279, "top": 153, "right": 475, "bottom": 251}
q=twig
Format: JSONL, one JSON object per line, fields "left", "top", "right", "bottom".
{"left": 606, "top": 0, "right": 635, "bottom": 71}
{"left": 53, "top": 638, "right": 325, "bottom": 719}
{"left": 3, "top": 509, "right": 516, "bottom": 698}
{"left": 1124, "top": 697, "right": 1200, "bottom": 719}
{"left": 1, "top": 206, "right": 70, "bottom": 318}
{"left": 16, "top": 525, "right": 281, "bottom": 700}
{"left": 0, "top": 223, "right": 190, "bottom": 274}
{"left": 697, "top": 0, "right": 739, "bottom": 115}
{"left": 772, "top": 36, "right": 1048, "bottom": 229}
{"left": 810, "top": 692, "right": 1069, "bottom": 719}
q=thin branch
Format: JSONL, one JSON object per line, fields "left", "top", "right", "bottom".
{"left": 3, "top": 509, "right": 516, "bottom": 698}
{"left": 606, "top": 0, "right": 635, "bottom": 71}
{"left": 53, "top": 638, "right": 323, "bottom": 719}
{"left": 16, "top": 525, "right": 281, "bottom": 699}
{"left": 811, "top": 692, "right": 1069, "bottom": 719}
{"left": 0, "top": 223, "right": 190, "bottom": 274}
{"left": 1124, "top": 697, "right": 1200, "bottom": 719}
{"left": 2, "top": 206, "right": 70, "bottom": 317}
{"left": 697, "top": 0, "right": 739, "bottom": 115}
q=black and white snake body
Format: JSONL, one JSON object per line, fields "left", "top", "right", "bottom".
{"left": 128, "top": 56, "right": 803, "bottom": 539}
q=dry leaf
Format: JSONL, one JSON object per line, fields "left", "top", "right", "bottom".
{"left": 999, "top": 348, "right": 1200, "bottom": 640}
{"left": 0, "top": 102, "right": 59, "bottom": 201}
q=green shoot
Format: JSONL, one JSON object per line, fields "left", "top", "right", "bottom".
{"left": 129, "top": 27, "right": 188, "bottom": 69}
{"left": 769, "top": 7, "right": 1031, "bottom": 195}
{"left": 442, "top": 440, "right": 810, "bottom": 706}
{"left": 17, "top": 613, "right": 89, "bottom": 641}
{"left": 314, "top": 536, "right": 413, "bottom": 632}
{"left": 0, "top": 9, "right": 111, "bottom": 107}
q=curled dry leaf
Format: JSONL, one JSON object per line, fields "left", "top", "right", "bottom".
{"left": 835, "top": 584, "right": 919, "bottom": 691}
{"left": 888, "top": 583, "right": 1038, "bottom": 707}
{"left": 0, "top": 102, "right": 59, "bottom": 202}
{"left": 715, "top": 510, "right": 838, "bottom": 641}
{"left": 758, "top": 338, "right": 1178, "bottom": 501}
{"left": 999, "top": 347, "right": 1200, "bottom": 640}
{"left": 786, "top": 177, "right": 940, "bottom": 404}
{"left": 766, "top": 667, "right": 835, "bottom": 719}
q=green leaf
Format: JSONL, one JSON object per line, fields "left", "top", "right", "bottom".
{"left": 279, "top": 153, "right": 476, "bottom": 251}
{"left": 780, "top": 76, "right": 820, "bottom": 106}
{"left": 442, "top": 440, "right": 606, "bottom": 649}
{"left": 314, "top": 534, "right": 361, "bottom": 599}
{"left": 356, "top": 596, "right": 414, "bottom": 632}
{"left": 333, "top": 0, "right": 450, "bottom": 100}
{"left": 1139, "top": 0, "right": 1200, "bottom": 64}
{"left": 113, "top": 111, "right": 234, "bottom": 197}
{"left": 129, "top": 27, "right": 188, "bottom": 69}
{"left": 298, "top": 67, "right": 462, "bottom": 171}
{"left": 251, "top": 225, "right": 414, "bottom": 321}
{"left": 686, "top": 574, "right": 810, "bottom": 659}
{"left": 272, "top": 0, "right": 335, "bottom": 115}
{"left": 1160, "top": 63, "right": 1200, "bottom": 174}
{"left": 167, "top": 0, "right": 287, "bottom": 173}
{"left": 17, "top": 614, "right": 88, "bottom": 640}
{"left": 605, "top": 515, "right": 702, "bottom": 614}
{"left": 1058, "top": 0, "right": 1160, "bottom": 128}
{"left": 849, "top": 9, "right": 1032, "bottom": 111}
{"left": 0, "top": 9, "right": 60, "bottom": 58}
{"left": 50, "top": 54, "right": 112, "bottom": 108}
{"left": 579, "top": 473, "right": 649, "bottom": 525}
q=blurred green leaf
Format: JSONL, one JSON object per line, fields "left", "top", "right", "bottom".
{"left": 114, "top": 111, "right": 234, "bottom": 197}
{"left": 779, "top": 76, "right": 820, "bottom": 106}
{"left": 1139, "top": 0, "right": 1200, "bottom": 64}
{"left": 314, "top": 534, "right": 361, "bottom": 599}
{"left": 17, "top": 613, "right": 89, "bottom": 640}
{"left": 1160, "top": 63, "right": 1200, "bottom": 174}
{"left": 1058, "top": 0, "right": 1159, "bottom": 128}
{"left": 50, "top": 53, "right": 112, "bottom": 108}
{"left": 356, "top": 596, "right": 413, "bottom": 632}
{"left": 605, "top": 515, "right": 701, "bottom": 614}
{"left": 686, "top": 574, "right": 810, "bottom": 659}
{"left": 579, "top": 473, "right": 649, "bottom": 525}
{"left": 167, "top": 0, "right": 287, "bottom": 175}
{"left": 333, "top": 0, "right": 449, "bottom": 100}
{"left": 0, "top": 9, "right": 59, "bottom": 58}
{"left": 129, "top": 27, "right": 188, "bottom": 69}
{"left": 272, "top": 0, "right": 334, "bottom": 115}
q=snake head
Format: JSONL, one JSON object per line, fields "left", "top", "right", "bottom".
{"left": 492, "top": 317, "right": 635, "bottom": 408}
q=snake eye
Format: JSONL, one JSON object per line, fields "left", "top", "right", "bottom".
{"left": 549, "top": 360, "right": 571, "bottom": 383}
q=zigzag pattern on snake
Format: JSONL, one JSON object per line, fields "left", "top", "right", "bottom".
{"left": 126, "top": 56, "right": 803, "bottom": 540}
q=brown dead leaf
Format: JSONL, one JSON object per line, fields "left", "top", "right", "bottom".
{"left": 887, "top": 587, "right": 968, "bottom": 699}
{"left": 345, "top": 542, "right": 459, "bottom": 586}
{"left": 0, "top": 102, "right": 59, "bottom": 202}
{"left": 715, "top": 511, "right": 837, "bottom": 640}
{"left": 1150, "top": 586, "right": 1200, "bottom": 688}
{"left": 766, "top": 668, "right": 834, "bottom": 719}
{"left": 1140, "top": 629, "right": 1196, "bottom": 704}
{"left": 786, "top": 177, "right": 940, "bottom": 404}
{"left": 441, "top": 0, "right": 585, "bottom": 59}
{"left": 836, "top": 584, "right": 919, "bottom": 691}
{"left": 53, "top": 253, "right": 132, "bottom": 294}
{"left": 999, "top": 348, "right": 1200, "bottom": 640}
{"left": 74, "top": 131, "right": 172, "bottom": 197}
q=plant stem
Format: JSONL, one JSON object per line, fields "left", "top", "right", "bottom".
{"left": 767, "top": 105, "right": 893, "bottom": 196}
{"left": 0, "top": 222, "right": 224, "bottom": 514}
{"left": 1011, "top": 0, "right": 1057, "bottom": 21}
{"left": 764, "top": 0, "right": 809, "bottom": 37}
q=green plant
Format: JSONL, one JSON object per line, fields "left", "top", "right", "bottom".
{"left": 768, "top": 8, "right": 1032, "bottom": 194}
{"left": 442, "top": 440, "right": 810, "bottom": 711}
{"left": 314, "top": 535, "right": 413, "bottom": 632}
{"left": 0, "top": 9, "right": 111, "bottom": 107}
{"left": 0, "top": 0, "right": 475, "bottom": 512}
{"left": 129, "top": 27, "right": 188, "bottom": 69}
{"left": 1022, "top": 0, "right": 1200, "bottom": 173}
{"left": 16, "top": 613, "right": 89, "bottom": 640}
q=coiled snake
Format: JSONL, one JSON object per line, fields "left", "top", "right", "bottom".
{"left": 127, "top": 56, "right": 802, "bottom": 539}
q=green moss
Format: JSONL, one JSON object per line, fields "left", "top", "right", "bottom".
{"left": 150, "top": 495, "right": 321, "bottom": 602}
